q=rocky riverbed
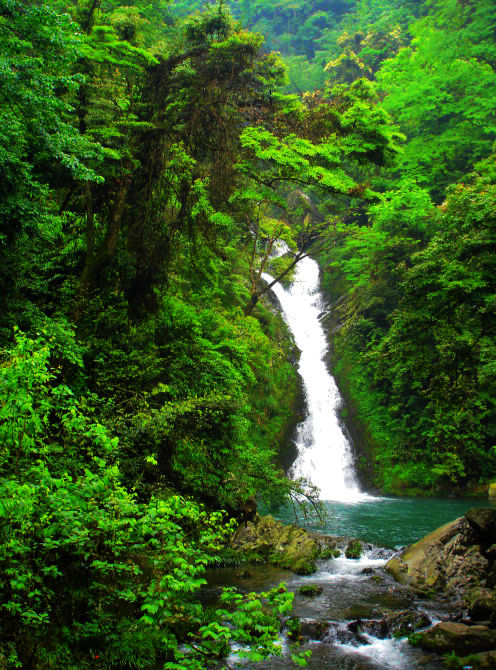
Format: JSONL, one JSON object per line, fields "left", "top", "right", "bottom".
{"left": 207, "top": 510, "right": 496, "bottom": 668}
{"left": 386, "top": 507, "right": 496, "bottom": 666}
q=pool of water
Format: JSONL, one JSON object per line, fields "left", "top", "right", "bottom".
{"left": 274, "top": 496, "right": 494, "bottom": 548}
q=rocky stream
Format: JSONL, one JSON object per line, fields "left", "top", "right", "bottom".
{"left": 204, "top": 250, "right": 496, "bottom": 668}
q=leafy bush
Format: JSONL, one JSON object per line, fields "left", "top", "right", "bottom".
{"left": 0, "top": 330, "right": 307, "bottom": 669}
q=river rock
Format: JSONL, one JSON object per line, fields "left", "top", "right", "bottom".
{"left": 386, "top": 511, "right": 496, "bottom": 604}
{"left": 487, "top": 544, "right": 496, "bottom": 560}
{"left": 299, "top": 618, "right": 331, "bottom": 641}
{"left": 444, "top": 544, "right": 490, "bottom": 593}
{"left": 466, "top": 508, "right": 496, "bottom": 541}
{"left": 348, "top": 618, "right": 389, "bottom": 640}
{"left": 385, "top": 516, "right": 468, "bottom": 590}
{"left": 231, "top": 515, "right": 320, "bottom": 574}
{"left": 463, "top": 650, "right": 496, "bottom": 668}
{"left": 323, "top": 621, "right": 368, "bottom": 645}
{"left": 384, "top": 610, "right": 431, "bottom": 637}
{"left": 299, "top": 583, "right": 323, "bottom": 596}
{"left": 416, "top": 622, "right": 496, "bottom": 656}
{"left": 464, "top": 587, "right": 496, "bottom": 624}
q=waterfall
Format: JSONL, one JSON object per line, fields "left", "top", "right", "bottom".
{"left": 263, "top": 254, "right": 366, "bottom": 502}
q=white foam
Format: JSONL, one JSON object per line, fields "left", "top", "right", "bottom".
{"left": 337, "top": 635, "right": 412, "bottom": 669}
{"left": 263, "top": 253, "right": 368, "bottom": 502}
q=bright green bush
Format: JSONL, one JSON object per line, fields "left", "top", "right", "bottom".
{"left": 0, "top": 330, "right": 307, "bottom": 669}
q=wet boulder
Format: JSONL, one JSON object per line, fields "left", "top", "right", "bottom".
{"left": 323, "top": 621, "right": 369, "bottom": 645}
{"left": 444, "top": 544, "right": 489, "bottom": 594}
{"left": 348, "top": 618, "right": 389, "bottom": 640}
{"left": 298, "top": 618, "right": 331, "bottom": 641}
{"left": 384, "top": 610, "right": 431, "bottom": 638}
{"left": 463, "top": 650, "right": 496, "bottom": 668}
{"left": 415, "top": 622, "right": 496, "bottom": 656}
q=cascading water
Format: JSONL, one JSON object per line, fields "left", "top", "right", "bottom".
{"left": 263, "top": 253, "right": 366, "bottom": 502}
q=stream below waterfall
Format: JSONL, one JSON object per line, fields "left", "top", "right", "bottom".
{"left": 208, "top": 253, "right": 492, "bottom": 668}
{"left": 205, "top": 551, "right": 447, "bottom": 669}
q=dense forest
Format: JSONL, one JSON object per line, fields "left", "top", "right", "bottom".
{"left": 1, "top": 0, "right": 496, "bottom": 667}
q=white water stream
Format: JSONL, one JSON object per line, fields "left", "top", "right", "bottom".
{"left": 263, "top": 254, "right": 367, "bottom": 503}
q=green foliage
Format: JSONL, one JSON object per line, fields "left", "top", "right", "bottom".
{"left": 299, "top": 584, "right": 323, "bottom": 596}
{"left": 375, "top": 156, "right": 496, "bottom": 486}
{"left": 345, "top": 540, "right": 363, "bottom": 559}
{"left": 0, "top": 330, "right": 306, "bottom": 669}
{"left": 377, "top": 0, "right": 496, "bottom": 198}
{"left": 323, "top": 155, "right": 496, "bottom": 493}
{"left": 4, "top": 0, "right": 496, "bottom": 664}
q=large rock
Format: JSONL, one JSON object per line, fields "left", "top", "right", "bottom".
{"left": 444, "top": 544, "right": 490, "bottom": 593}
{"left": 466, "top": 508, "right": 496, "bottom": 542}
{"left": 384, "top": 610, "right": 431, "bottom": 638}
{"left": 464, "top": 587, "right": 496, "bottom": 624}
{"left": 385, "top": 517, "right": 468, "bottom": 591}
{"left": 231, "top": 515, "right": 320, "bottom": 574}
{"left": 466, "top": 650, "right": 496, "bottom": 668}
{"left": 416, "top": 622, "right": 496, "bottom": 656}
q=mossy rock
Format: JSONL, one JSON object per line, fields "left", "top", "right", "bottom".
{"left": 457, "top": 650, "right": 496, "bottom": 669}
{"left": 299, "top": 584, "right": 323, "bottom": 596}
{"left": 464, "top": 587, "right": 496, "bottom": 624}
{"left": 320, "top": 547, "right": 341, "bottom": 559}
{"left": 415, "top": 622, "right": 496, "bottom": 656}
{"left": 385, "top": 517, "right": 466, "bottom": 590}
{"left": 466, "top": 508, "right": 496, "bottom": 541}
{"left": 231, "top": 515, "right": 320, "bottom": 574}
{"left": 345, "top": 540, "right": 363, "bottom": 559}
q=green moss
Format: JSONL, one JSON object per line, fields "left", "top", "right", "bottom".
{"left": 408, "top": 632, "right": 422, "bottom": 648}
{"left": 319, "top": 546, "right": 341, "bottom": 559}
{"left": 345, "top": 540, "right": 363, "bottom": 559}
{"left": 232, "top": 515, "right": 320, "bottom": 574}
{"left": 442, "top": 651, "right": 480, "bottom": 669}
{"left": 299, "top": 584, "right": 323, "bottom": 596}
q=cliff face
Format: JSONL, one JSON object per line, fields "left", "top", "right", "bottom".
{"left": 319, "top": 291, "right": 381, "bottom": 492}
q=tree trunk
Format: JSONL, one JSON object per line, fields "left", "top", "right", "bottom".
{"left": 75, "top": 177, "right": 131, "bottom": 320}
{"left": 244, "top": 250, "right": 307, "bottom": 316}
